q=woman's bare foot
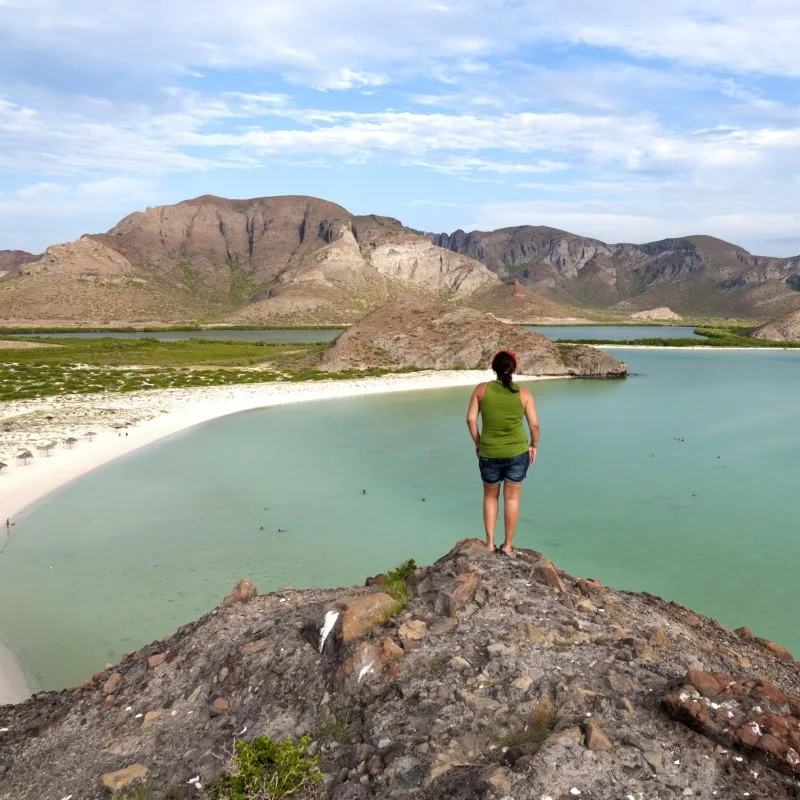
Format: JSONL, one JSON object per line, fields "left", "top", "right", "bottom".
{"left": 486, "top": 540, "right": 495, "bottom": 551}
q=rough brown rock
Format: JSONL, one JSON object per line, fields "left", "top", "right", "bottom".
{"left": 756, "top": 638, "right": 794, "bottom": 662}
{"left": 663, "top": 671, "right": 800, "bottom": 776}
{"left": 102, "top": 672, "right": 122, "bottom": 694}
{"left": 340, "top": 593, "right": 398, "bottom": 642}
{"left": 101, "top": 764, "right": 148, "bottom": 790}
{"left": 320, "top": 301, "right": 627, "bottom": 377}
{"left": 532, "top": 559, "right": 566, "bottom": 593}
{"left": 147, "top": 653, "right": 167, "bottom": 669}
{"left": 583, "top": 718, "right": 614, "bottom": 751}
{"left": 222, "top": 578, "right": 258, "bottom": 606}
{"left": 435, "top": 572, "right": 479, "bottom": 617}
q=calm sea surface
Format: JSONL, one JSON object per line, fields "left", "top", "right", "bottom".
{"left": 13, "top": 325, "right": 700, "bottom": 343}
{"left": 1, "top": 348, "right": 798, "bottom": 690}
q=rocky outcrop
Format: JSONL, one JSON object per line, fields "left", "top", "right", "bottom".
{"left": 751, "top": 308, "right": 800, "bottom": 342}
{"left": 319, "top": 301, "right": 627, "bottom": 377}
{"left": 2, "top": 540, "right": 799, "bottom": 799}
{"left": 630, "top": 307, "right": 682, "bottom": 322}
{"left": 19, "top": 238, "right": 138, "bottom": 282}
{"left": 433, "top": 227, "right": 800, "bottom": 318}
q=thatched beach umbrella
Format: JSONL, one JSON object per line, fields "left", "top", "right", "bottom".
{"left": 16, "top": 450, "right": 33, "bottom": 465}
{"left": 0, "top": 462, "right": 7, "bottom": 473}
{"left": 64, "top": 437, "right": 78, "bottom": 448}
{"left": 85, "top": 431, "right": 97, "bottom": 442}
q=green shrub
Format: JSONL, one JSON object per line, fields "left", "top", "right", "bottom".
{"left": 212, "top": 735, "right": 322, "bottom": 800}
{"left": 383, "top": 558, "right": 417, "bottom": 609}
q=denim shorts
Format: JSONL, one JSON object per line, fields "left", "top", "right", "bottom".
{"left": 479, "top": 451, "right": 529, "bottom": 485}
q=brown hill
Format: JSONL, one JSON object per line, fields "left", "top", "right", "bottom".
{"left": 0, "top": 196, "right": 508, "bottom": 324}
{"left": 751, "top": 308, "right": 800, "bottom": 342}
{"left": 432, "top": 227, "right": 800, "bottom": 318}
{"left": 319, "top": 301, "right": 626, "bottom": 377}
{"left": 2, "top": 540, "right": 799, "bottom": 798}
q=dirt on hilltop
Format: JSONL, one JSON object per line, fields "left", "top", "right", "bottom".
{"left": 2, "top": 539, "right": 799, "bottom": 799}
{"left": 319, "top": 301, "right": 627, "bottom": 378}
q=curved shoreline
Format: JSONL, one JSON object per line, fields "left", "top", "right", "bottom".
{"left": 0, "top": 369, "right": 560, "bottom": 705}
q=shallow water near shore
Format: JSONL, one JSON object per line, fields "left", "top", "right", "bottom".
{"left": 1, "top": 348, "right": 799, "bottom": 690}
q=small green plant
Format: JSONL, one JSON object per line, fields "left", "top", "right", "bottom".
{"left": 212, "top": 735, "right": 322, "bottom": 800}
{"left": 382, "top": 558, "right": 418, "bottom": 611}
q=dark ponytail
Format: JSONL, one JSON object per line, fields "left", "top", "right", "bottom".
{"left": 491, "top": 350, "right": 519, "bottom": 393}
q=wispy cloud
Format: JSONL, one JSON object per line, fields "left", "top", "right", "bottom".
{"left": 3, "top": 1, "right": 800, "bottom": 253}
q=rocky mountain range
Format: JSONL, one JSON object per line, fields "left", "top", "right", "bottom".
{"left": 1, "top": 196, "right": 576, "bottom": 326}
{"left": 1, "top": 194, "right": 799, "bottom": 325}
{"left": 432, "top": 227, "right": 800, "bottom": 319}
{"left": 2, "top": 539, "right": 799, "bottom": 798}
{"left": 319, "top": 301, "right": 626, "bottom": 378}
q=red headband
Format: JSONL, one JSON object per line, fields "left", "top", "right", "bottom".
{"left": 494, "top": 350, "right": 518, "bottom": 370}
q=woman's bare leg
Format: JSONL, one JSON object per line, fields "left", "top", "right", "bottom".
{"left": 483, "top": 483, "right": 501, "bottom": 550}
{"left": 500, "top": 481, "right": 523, "bottom": 552}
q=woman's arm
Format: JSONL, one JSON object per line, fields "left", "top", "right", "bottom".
{"left": 466, "top": 384, "right": 484, "bottom": 456}
{"left": 522, "top": 387, "right": 540, "bottom": 464}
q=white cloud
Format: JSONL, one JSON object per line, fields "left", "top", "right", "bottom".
{"left": 17, "top": 181, "right": 66, "bottom": 199}
{"left": 6, "top": 0, "right": 800, "bottom": 85}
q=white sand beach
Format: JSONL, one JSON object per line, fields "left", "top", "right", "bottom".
{"left": 0, "top": 369, "right": 558, "bottom": 704}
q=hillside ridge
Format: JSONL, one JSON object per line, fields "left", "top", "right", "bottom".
{"left": 3, "top": 194, "right": 800, "bottom": 324}
{"left": 1, "top": 539, "right": 798, "bottom": 798}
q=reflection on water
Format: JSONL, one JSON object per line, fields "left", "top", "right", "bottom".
{"left": 2, "top": 348, "right": 799, "bottom": 689}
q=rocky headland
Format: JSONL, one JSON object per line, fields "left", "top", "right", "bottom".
{"left": 319, "top": 302, "right": 626, "bottom": 378}
{"left": 751, "top": 309, "right": 800, "bottom": 342}
{"left": 2, "top": 539, "right": 799, "bottom": 799}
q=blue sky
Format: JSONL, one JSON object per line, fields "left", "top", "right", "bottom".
{"left": 3, "top": 1, "right": 800, "bottom": 255}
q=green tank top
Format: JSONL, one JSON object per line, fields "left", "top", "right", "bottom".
{"left": 478, "top": 381, "right": 528, "bottom": 458}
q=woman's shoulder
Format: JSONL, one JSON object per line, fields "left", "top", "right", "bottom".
{"left": 474, "top": 381, "right": 489, "bottom": 398}
{"left": 518, "top": 384, "right": 534, "bottom": 401}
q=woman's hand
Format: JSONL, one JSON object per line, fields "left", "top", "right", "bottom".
{"left": 475, "top": 443, "right": 481, "bottom": 459}
{"left": 529, "top": 446, "right": 537, "bottom": 465}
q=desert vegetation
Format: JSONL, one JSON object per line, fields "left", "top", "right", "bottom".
{"left": 0, "top": 336, "right": 414, "bottom": 401}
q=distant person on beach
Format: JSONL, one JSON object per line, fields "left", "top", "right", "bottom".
{"left": 466, "top": 350, "right": 539, "bottom": 554}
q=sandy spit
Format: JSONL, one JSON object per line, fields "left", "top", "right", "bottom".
{"left": 0, "top": 369, "right": 559, "bottom": 704}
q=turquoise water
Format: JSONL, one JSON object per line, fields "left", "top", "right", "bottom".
{"left": 1, "top": 348, "right": 799, "bottom": 690}
{"left": 13, "top": 325, "right": 699, "bottom": 343}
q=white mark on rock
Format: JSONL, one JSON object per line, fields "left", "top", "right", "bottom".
{"left": 188, "top": 776, "right": 201, "bottom": 785}
{"left": 60, "top": 796, "right": 73, "bottom": 800}
{"left": 749, "top": 722, "right": 762, "bottom": 737}
{"left": 319, "top": 610, "right": 340, "bottom": 653}
{"left": 753, "top": 705, "right": 763, "bottom": 713}
{"left": 357, "top": 659, "right": 375, "bottom": 683}
{"left": 134, "top": 713, "right": 143, "bottom": 719}
{"left": 570, "top": 789, "right": 581, "bottom": 797}
{"left": 734, "top": 756, "right": 744, "bottom": 762}
{"left": 237, "top": 726, "right": 248, "bottom": 736}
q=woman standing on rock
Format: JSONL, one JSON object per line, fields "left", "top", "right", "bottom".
{"left": 466, "top": 350, "right": 539, "bottom": 554}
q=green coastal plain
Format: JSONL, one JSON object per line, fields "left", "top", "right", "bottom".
{"left": 1, "top": 324, "right": 796, "bottom": 402}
